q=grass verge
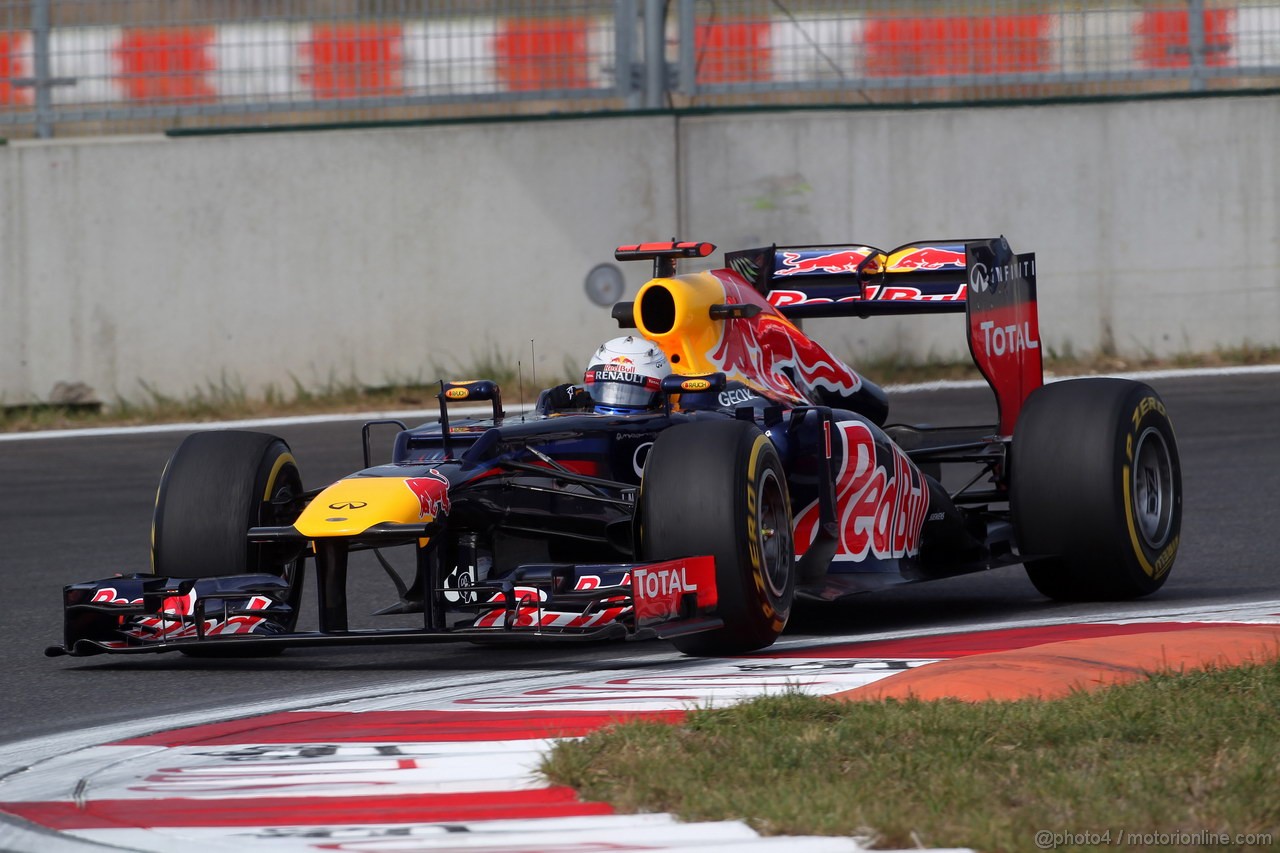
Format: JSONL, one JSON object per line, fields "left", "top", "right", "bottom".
{"left": 541, "top": 661, "right": 1280, "bottom": 851}
{"left": 0, "top": 380, "right": 449, "bottom": 433}
{"left": 0, "top": 370, "right": 577, "bottom": 433}
{"left": 4, "top": 345, "right": 1278, "bottom": 433}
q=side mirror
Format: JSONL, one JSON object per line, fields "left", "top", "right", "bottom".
{"left": 437, "top": 380, "right": 503, "bottom": 458}
{"left": 660, "top": 372, "right": 727, "bottom": 395}
{"left": 611, "top": 301, "right": 636, "bottom": 329}
{"left": 441, "top": 380, "right": 502, "bottom": 405}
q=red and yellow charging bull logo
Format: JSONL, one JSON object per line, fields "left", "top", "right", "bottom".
{"left": 404, "top": 470, "right": 451, "bottom": 520}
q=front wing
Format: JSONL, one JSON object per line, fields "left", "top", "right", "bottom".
{"left": 45, "top": 557, "right": 720, "bottom": 657}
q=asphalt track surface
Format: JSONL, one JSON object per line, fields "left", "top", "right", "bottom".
{"left": 3, "top": 371, "right": 1278, "bottom": 746}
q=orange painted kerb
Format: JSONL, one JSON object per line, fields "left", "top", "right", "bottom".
{"left": 833, "top": 625, "right": 1280, "bottom": 702}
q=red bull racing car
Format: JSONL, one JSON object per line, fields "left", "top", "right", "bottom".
{"left": 48, "top": 237, "right": 1182, "bottom": 658}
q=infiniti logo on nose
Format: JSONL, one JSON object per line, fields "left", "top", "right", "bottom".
{"left": 328, "top": 501, "right": 367, "bottom": 510}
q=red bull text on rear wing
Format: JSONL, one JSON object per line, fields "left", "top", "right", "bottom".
{"left": 726, "top": 240, "right": 980, "bottom": 319}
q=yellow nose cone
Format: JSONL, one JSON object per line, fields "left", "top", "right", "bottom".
{"left": 294, "top": 476, "right": 447, "bottom": 537}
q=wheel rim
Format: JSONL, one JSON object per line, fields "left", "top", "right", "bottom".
{"left": 261, "top": 465, "right": 305, "bottom": 578}
{"left": 1131, "top": 427, "right": 1175, "bottom": 549}
{"left": 757, "top": 467, "right": 792, "bottom": 599}
{"left": 263, "top": 477, "right": 300, "bottom": 527}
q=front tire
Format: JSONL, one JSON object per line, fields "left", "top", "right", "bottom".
{"left": 640, "top": 419, "right": 795, "bottom": 655}
{"left": 1011, "top": 379, "right": 1182, "bottom": 600}
{"left": 152, "top": 431, "right": 306, "bottom": 652}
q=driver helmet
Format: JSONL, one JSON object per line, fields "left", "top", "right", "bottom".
{"left": 583, "top": 336, "right": 671, "bottom": 414}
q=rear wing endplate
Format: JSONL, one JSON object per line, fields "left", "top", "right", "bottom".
{"left": 964, "top": 239, "right": 1042, "bottom": 436}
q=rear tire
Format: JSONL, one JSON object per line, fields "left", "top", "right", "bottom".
{"left": 1011, "top": 379, "right": 1181, "bottom": 600}
{"left": 153, "top": 430, "right": 306, "bottom": 654}
{"left": 640, "top": 419, "right": 794, "bottom": 655}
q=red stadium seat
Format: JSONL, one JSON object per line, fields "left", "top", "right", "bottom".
{"left": 864, "top": 15, "right": 1051, "bottom": 77}
{"left": 303, "top": 24, "right": 405, "bottom": 99}
{"left": 116, "top": 28, "right": 217, "bottom": 102}
{"left": 694, "top": 20, "right": 771, "bottom": 84}
{"left": 1136, "top": 8, "right": 1235, "bottom": 68}
{"left": 495, "top": 18, "right": 589, "bottom": 91}
{"left": 0, "top": 31, "right": 31, "bottom": 106}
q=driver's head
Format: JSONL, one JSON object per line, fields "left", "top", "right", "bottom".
{"left": 583, "top": 336, "right": 671, "bottom": 414}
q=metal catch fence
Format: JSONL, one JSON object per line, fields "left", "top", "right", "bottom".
{"left": 2, "top": 1, "right": 1278, "bottom": 138}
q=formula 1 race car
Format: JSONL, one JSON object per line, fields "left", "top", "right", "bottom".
{"left": 48, "top": 237, "right": 1182, "bottom": 658}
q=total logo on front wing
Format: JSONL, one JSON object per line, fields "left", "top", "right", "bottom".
{"left": 632, "top": 558, "right": 717, "bottom": 624}
{"left": 468, "top": 561, "right": 718, "bottom": 631}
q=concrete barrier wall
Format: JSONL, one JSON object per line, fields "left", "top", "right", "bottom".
{"left": 2, "top": 95, "right": 1277, "bottom": 406}
{"left": 679, "top": 96, "right": 1280, "bottom": 364}
{"left": 0, "top": 118, "right": 680, "bottom": 405}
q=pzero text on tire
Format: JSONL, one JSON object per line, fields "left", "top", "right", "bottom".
{"left": 639, "top": 418, "right": 795, "bottom": 654}
{"left": 1011, "top": 378, "right": 1182, "bottom": 600}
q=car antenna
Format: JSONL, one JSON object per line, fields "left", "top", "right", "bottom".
{"left": 530, "top": 339, "right": 537, "bottom": 417}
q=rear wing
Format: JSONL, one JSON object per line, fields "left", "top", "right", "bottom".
{"left": 725, "top": 240, "right": 977, "bottom": 318}
{"left": 610, "top": 237, "right": 1042, "bottom": 437}
{"left": 723, "top": 237, "right": 1041, "bottom": 435}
